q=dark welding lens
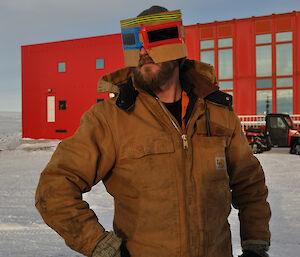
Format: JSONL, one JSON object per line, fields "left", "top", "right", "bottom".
{"left": 122, "top": 33, "right": 136, "bottom": 45}
{"left": 147, "top": 27, "right": 179, "bottom": 43}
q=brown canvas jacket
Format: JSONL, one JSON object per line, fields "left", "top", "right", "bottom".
{"left": 35, "top": 60, "right": 271, "bottom": 257}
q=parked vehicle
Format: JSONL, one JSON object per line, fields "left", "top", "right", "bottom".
{"left": 245, "top": 127, "right": 271, "bottom": 154}
{"left": 245, "top": 113, "right": 300, "bottom": 155}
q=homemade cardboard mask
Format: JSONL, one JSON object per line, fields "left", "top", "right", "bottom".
{"left": 120, "top": 10, "right": 187, "bottom": 67}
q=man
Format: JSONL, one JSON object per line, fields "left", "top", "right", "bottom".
{"left": 35, "top": 6, "right": 271, "bottom": 257}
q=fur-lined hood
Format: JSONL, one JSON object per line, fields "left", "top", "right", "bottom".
{"left": 97, "top": 59, "right": 218, "bottom": 99}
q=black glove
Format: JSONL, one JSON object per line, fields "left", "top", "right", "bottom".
{"left": 239, "top": 250, "right": 268, "bottom": 257}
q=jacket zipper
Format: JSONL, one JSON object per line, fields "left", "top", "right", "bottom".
{"left": 156, "top": 98, "right": 189, "bottom": 150}
{"left": 157, "top": 97, "right": 202, "bottom": 256}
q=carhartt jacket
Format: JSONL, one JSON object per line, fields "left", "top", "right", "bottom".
{"left": 35, "top": 60, "right": 271, "bottom": 257}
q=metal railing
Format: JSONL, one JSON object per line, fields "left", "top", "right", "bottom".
{"left": 238, "top": 114, "right": 300, "bottom": 132}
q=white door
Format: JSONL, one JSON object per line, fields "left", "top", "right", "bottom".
{"left": 47, "top": 96, "right": 55, "bottom": 122}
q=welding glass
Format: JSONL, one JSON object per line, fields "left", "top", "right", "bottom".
{"left": 121, "top": 27, "right": 143, "bottom": 50}
{"left": 147, "top": 26, "right": 179, "bottom": 43}
{"left": 141, "top": 21, "right": 183, "bottom": 49}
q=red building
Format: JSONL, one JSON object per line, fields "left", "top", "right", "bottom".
{"left": 22, "top": 11, "right": 300, "bottom": 139}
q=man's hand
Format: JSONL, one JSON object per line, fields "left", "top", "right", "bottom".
{"left": 92, "top": 232, "right": 122, "bottom": 257}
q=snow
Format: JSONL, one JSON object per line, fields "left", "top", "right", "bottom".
{"left": 0, "top": 112, "right": 299, "bottom": 257}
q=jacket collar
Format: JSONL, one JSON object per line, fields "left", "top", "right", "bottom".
{"left": 97, "top": 59, "right": 219, "bottom": 110}
{"left": 180, "top": 59, "right": 218, "bottom": 98}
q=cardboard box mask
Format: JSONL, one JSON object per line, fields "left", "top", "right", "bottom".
{"left": 120, "top": 10, "right": 187, "bottom": 67}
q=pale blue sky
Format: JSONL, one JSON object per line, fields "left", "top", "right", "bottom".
{"left": 0, "top": 0, "right": 298, "bottom": 112}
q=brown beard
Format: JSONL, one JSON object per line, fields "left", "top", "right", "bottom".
{"left": 133, "top": 56, "right": 178, "bottom": 93}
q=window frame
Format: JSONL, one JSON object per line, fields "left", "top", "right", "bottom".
{"left": 199, "top": 37, "right": 234, "bottom": 100}
{"left": 255, "top": 31, "right": 294, "bottom": 114}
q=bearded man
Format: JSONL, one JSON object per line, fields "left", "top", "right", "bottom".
{"left": 35, "top": 6, "right": 271, "bottom": 257}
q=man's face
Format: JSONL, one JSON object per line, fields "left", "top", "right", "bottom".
{"left": 133, "top": 48, "right": 178, "bottom": 93}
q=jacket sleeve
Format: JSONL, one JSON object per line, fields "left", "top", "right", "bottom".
{"left": 35, "top": 105, "right": 116, "bottom": 256}
{"left": 226, "top": 112, "right": 271, "bottom": 245}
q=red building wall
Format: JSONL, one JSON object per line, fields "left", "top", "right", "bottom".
{"left": 185, "top": 11, "right": 300, "bottom": 115}
{"left": 22, "top": 34, "right": 124, "bottom": 139}
{"left": 185, "top": 24, "right": 200, "bottom": 60}
{"left": 234, "top": 19, "right": 256, "bottom": 115}
{"left": 22, "top": 11, "right": 300, "bottom": 139}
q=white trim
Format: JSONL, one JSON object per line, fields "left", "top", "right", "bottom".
{"left": 239, "top": 114, "right": 300, "bottom": 132}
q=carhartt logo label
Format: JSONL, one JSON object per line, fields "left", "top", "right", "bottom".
{"left": 216, "top": 157, "right": 227, "bottom": 170}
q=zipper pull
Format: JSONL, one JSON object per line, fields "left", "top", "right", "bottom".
{"left": 182, "top": 134, "right": 188, "bottom": 149}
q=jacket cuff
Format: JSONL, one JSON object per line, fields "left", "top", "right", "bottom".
{"left": 92, "top": 231, "right": 122, "bottom": 257}
{"left": 242, "top": 240, "right": 270, "bottom": 257}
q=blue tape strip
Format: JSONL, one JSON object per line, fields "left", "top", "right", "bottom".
{"left": 121, "top": 27, "right": 143, "bottom": 50}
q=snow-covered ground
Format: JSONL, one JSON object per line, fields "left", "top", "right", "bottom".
{"left": 0, "top": 112, "right": 299, "bottom": 257}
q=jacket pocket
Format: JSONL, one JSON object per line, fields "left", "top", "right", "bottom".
{"left": 115, "top": 134, "right": 175, "bottom": 191}
{"left": 195, "top": 118, "right": 233, "bottom": 137}
{"left": 122, "top": 135, "right": 174, "bottom": 159}
{"left": 193, "top": 135, "right": 232, "bottom": 230}
{"left": 195, "top": 136, "right": 228, "bottom": 182}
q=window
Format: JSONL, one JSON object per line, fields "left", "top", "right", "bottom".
{"left": 58, "top": 62, "right": 66, "bottom": 72}
{"left": 200, "top": 40, "right": 214, "bottom": 49}
{"left": 256, "top": 90, "right": 272, "bottom": 115}
{"left": 276, "top": 32, "right": 292, "bottom": 42}
{"left": 256, "top": 79, "right": 272, "bottom": 89}
{"left": 97, "top": 99, "right": 104, "bottom": 103}
{"left": 200, "top": 40, "right": 215, "bottom": 67}
{"left": 218, "top": 38, "right": 233, "bottom": 97}
{"left": 256, "top": 45, "right": 272, "bottom": 77}
{"left": 218, "top": 38, "right": 232, "bottom": 48}
{"left": 200, "top": 37, "right": 233, "bottom": 98}
{"left": 255, "top": 32, "right": 293, "bottom": 114}
{"left": 270, "top": 117, "right": 286, "bottom": 129}
{"left": 277, "top": 89, "right": 293, "bottom": 114}
{"left": 276, "top": 43, "right": 293, "bottom": 76}
{"left": 255, "top": 34, "right": 272, "bottom": 86}
{"left": 96, "top": 59, "right": 104, "bottom": 69}
{"left": 59, "top": 100, "right": 66, "bottom": 110}
{"left": 275, "top": 32, "right": 293, "bottom": 114}
{"left": 218, "top": 49, "right": 233, "bottom": 79}
{"left": 276, "top": 78, "right": 293, "bottom": 88}
{"left": 218, "top": 81, "right": 233, "bottom": 90}
{"left": 200, "top": 51, "right": 214, "bottom": 67}
{"left": 256, "top": 34, "right": 272, "bottom": 44}
{"left": 255, "top": 33, "right": 272, "bottom": 104}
